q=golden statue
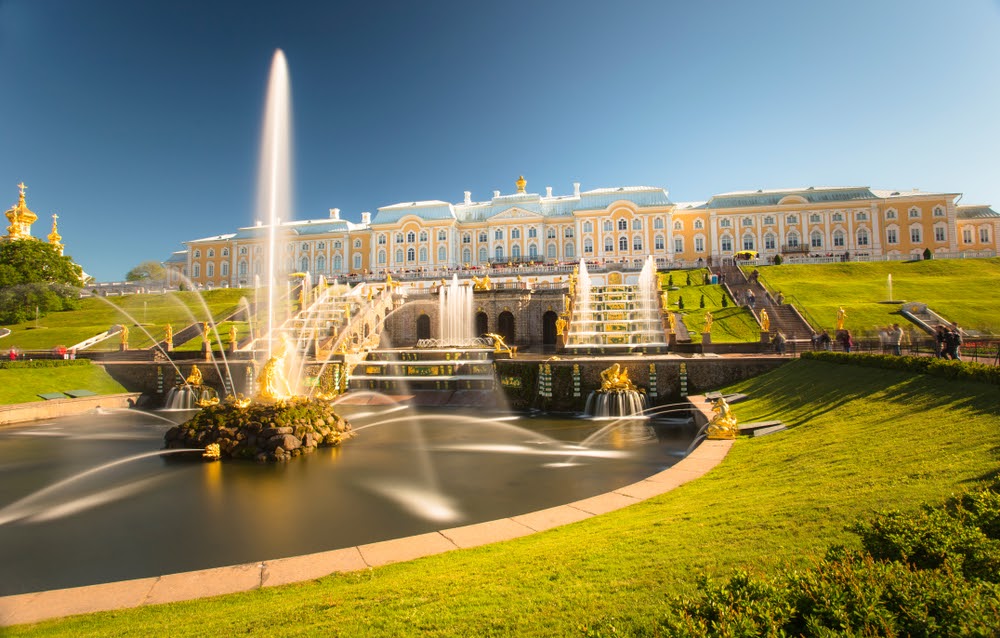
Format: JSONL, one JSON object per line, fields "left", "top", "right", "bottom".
{"left": 164, "top": 323, "right": 173, "bottom": 345}
{"left": 760, "top": 309, "right": 770, "bottom": 332}
{"left": 257, "top": 342, "right": 292, "bottom": 401}
{"left": 564, "top": 294, "right": 571, "bottom": 313}
{"left": 556, "top": 315, "right": 568, "bottom": 336}
{"left": 836, "top": 307, "right": 847, "bottom": 331}
{"left": 119, "top": 324, "right": 129, "bottom": 346}
{"left": 229, "top": 324, "right": 238, "bottom": 347}
{"left": 202, "top": 443, "right": 221, "bottom": 461}
{"left": 202, "top": 322, "right": 210, "bottom": 345}
{"left": 599, "top": 363, "right": 637, "bottom": 392}
{"left": 703, "top": 312, "right": 713, "bottom": 334}
{"left": 485, "top": 333, "right": 514, "bottom": 356}
{"left": 47, "top": 214, "right": 63, "bottom": 254}
{"left": 186, "top": 364, "right": 203, "bottom": 386}
{"left": 668, "top": 312, "right": 676, "bottom": 334}
{"left": 5, "top": 182, "right": 37, "bottom": 241}
{"left": 516, "top": 175, "right": 527, "bottom": 193}
{"left": 706, "top": 396, "right": 739, "bottom": 440}
{"left": 660, "top": 290, "right": 668, "bottom": 309}
{"left": 472, "top": 275, "right": 492, "bottom": 291}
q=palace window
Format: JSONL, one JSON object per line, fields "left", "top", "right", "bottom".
{"left": 354, "top": 239, "right": 361, "bottom": 249}
{"left": 395, "top": 233, "right": 404, "bottom": 243}
{"left": 438, "top": 246, "right": 446, "bottom": 261}
{"left": 694, "top": 219, "right": 704, "bottom": 230}
{"left": 462, "top": 233, "right": 471, "bottom": 244}
{"left": 419, "top": 247, "right": 427, "bottom": 262}
{"left": 528, "top": 227, "right": 537, "bottom": 238}
{"left": 980, "top": 227, "right": 991, "bottom": 243}
{"left": 910, "top": 227, "right": 922, "bottom": 243}
{"left": 353, "top": 255, "right": 361, "bottom": 270}
{"left": 856, "top": 211, "right": 868, "bottom": 221}
{"left": 378, "top": 251, "right": 386, "bottom": 265}
{"left": 495, "top": 246, "right": 503, "bottom": 260}
{"left": 933, "top": 206, "right": 945, "bottom": 217}
{"left": 494, "top": 229, "right": 503, "bottom": 241}
{"left": 546, "top": 228, "right": 556, "bottom": 239}
{"left": 192, "top": 263, "right": 200, "bottom": 277}
{"left": 238, "top": 261, "right": 247, "bottom": 276}
{"left": 300, "top": 257, "right": 309, "bottom": 272}
{"left": 909, "top": 207, "right": 921, "bottom": 219}
{"left": 317, "top": 242, "right": 325, "bottom": 250}
{"left": 720, "top": 235, "right": 733, "bottom": 252}
{"left": 194, "top": 250, "right": 201, "bottom": 258}
{"left": 378, "top": 234, "right": 386, "bottom": 245}
{"left": 963, "top": 228, "right": 973, "bottom": 244}
{"left": 934, "top": 226, "right": 946, "bottom": 242}
{"left": 207, "top": 263, "right": 215, "bottom": 277}
{"left": 240, "top": 247, "right": 248, "bottom": 255}
{"left": 208, "top": 249, "right": 215, "bottom": 258}
{"left": 584, "top": 238, "right": 594, "bottom": 254}
{"left": 886, "top": 228, "right": 898, "bottom": 244}
{"left": 564, "top": 227, "right": 574, "bottom": 238}
{"left": 857, "top": 228, "right": 870, "bottom": 246}
{"left": 479, "top": 247, "right": 488, "bottom": 262}
{"left": 479, "top": 232, "right": 488, "bottom": 243}
{"left": 407, "top": 247, "right": 415, "bottom": 261}
{"left": 604, "top": 237, "right": 614, "bottom": 252}
{"left": 547, "top": 243, "right": 556, "bottom": 259}
{"left": 695, "top": 236, "right": 705, "bottom": 252}
{"left": 720, "top": 218, "right": 732, "bottom": 228}
{"left": 438, "top": 230, "right": 447, "bottom": 241}
{"left": 673, "top": 220, "right": 682, "bottom": 231}
{"left": 886, "top": 209, "right": 897, "bottom": 220}
{"left": 565, "top": 242, "right": 575, "bottom": 258}
{"left": 603, "top": 220, "right": 613, "bottom": 232}
{"left": 763, "top": 216, "right": 775, "bottom": 226}
{"left": 583, "top": 221, "right": 593, "bottom": 233}
{"left": 333, "top": 255, "right": 342, "bottom": 270}
{"left": 832, "top": 212, "right": 844, "bottom": 222}
{"left": 632, "top": 219, "right": 642, "bottom": 231}
{"left": 620, "top": 234, "right": 633, "bottom": 250}
{"left": 462, "top": 248, "right": 471, "bottom": 263}
{"left": 655, "top": 235, "right": 664, "bottom": 251}
{"left": 764, "top": 233, "right": 776, "bottom": 250}
{"left": 811, "top": 231, "right": 823, "bottom": 248}
{"left": 511, "top": 245, "right": 521, "bottom": 259}
{"left": 742, "top": 217, "right": 754, "bottom": 227}
{"left": 617, "top": 218, "right": 628, "bottom": 231}
{"left": 511, "top": 228, "right": 521, "bottom": 240}
{"left": 334, "top": 241, "right": 342, "bottom": 249}
{"left": 633, "top": 236, "right": 642, "bottom": 251}
{"left": 419, "top": 231, "right": 428, "bottom": 242}
{"left": 653, "top": 218, "right": 664, "bottom": 230}
{"left": 407, "top": 231, "right": 416, "bottom": 243}
{"left": 314, "top": 255, "right": 324, "bottom": 272}
{"left": 673, "top": 237, "right": 683, "bottom": 253}
{"left": 833, "top": 230, "right": 845, "bottom": 247}
{"left": 787, "top": 232, "right": 800, "bottom": 248}
{"left": 529, "top": 244, "right": 537, "bottom": 258}
{"left": 395, "top": 249, "right": 403, "bottom": 262}
{"left": 222, "top": 248, "right": 229, "bottom": 257}
{"left": 809, "top": 213, "right": 821, "bottom": 224}
{"left": 786, "top": 215, "right": 798, "bottom": 225}
{"left": 742, "top": 234, "right": 755, "bottom": 251}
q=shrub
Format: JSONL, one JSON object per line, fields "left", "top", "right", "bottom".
{"left": 721, "top": 294, "right": 728, "bottom": 308}
{"left": 0, "top": 359, "right": 92, "bottom": 370}
{"left": 773, "top": 254, "right": 783, "bottom": 266}
{"left": 699, "top": 294, "right": 705, "bottom": 309}
{"left": 668, "top": 274, "right": 674, "bottom": 287}
{"left": 800, "top": 351, "right": 1000, "bottom": 387}
{"left": 678, "top": 296, "right": 685, "bottom": 310}
{"left": 686, "top": 272, "right": 692, "bottom": 286}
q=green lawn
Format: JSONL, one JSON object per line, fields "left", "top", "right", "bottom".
{"left": 661, "top": 269, "right": 759, "bottom": 342}
{"left": 0, "top": 363, "right": 127, "bottom": 404}
{"left": 0, "top": 288, "right": 251, "bottom": 352}
{"left": 751, "top": 257, "right": 1000, "bottom": 336}
{"left": 11, "top": 359, "right": 999, "bottom": 636}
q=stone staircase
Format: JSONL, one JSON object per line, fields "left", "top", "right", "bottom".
{"left": 716, "top": 264, "right": 814, "bottom": 341}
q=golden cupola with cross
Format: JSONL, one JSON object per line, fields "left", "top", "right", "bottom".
{"left": 5, "top": 182, "right": 38, "bottom": 242}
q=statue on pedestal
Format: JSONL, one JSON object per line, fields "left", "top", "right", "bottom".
{"left": 706, "top": 396, "right": 739, "bottom": 440}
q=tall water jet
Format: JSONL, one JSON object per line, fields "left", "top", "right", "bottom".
{"left": 256, "top": 49, "right": 294, "bottom": 362}
{"left": 438, "top": 275, "right": 473, "bottom": 345}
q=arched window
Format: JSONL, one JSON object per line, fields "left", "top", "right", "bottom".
{"left": 584, "top": 238, "right": 594, "bottom": 254}
{"left": 239, "top": 260, "right": 248, "bottom": 276}
{"left": 833, "top": 230, "right": 845, "bottom": 247}
{"left": 221, "top": 262, "right": 229, "bottom": 277}
{"left": 742, "top": 234, "right": 755, "bottom": 251}
{"left": 673, "top": 220, "right": 683, "bottom": 231}
{"left": 511, "top": 244, "right": 521, "bottom": 259}
{"left": 240, "top": 246, "right": 248, "bottom": 255}
{"left": 438, "top": 246, "right": 446, "bottom": 262}
{"left": 786, "top": 215, "right": 798, "bottom": 225}
{"left": 222, "top": 248, "right": 229, "bottom": 257}
{"left": 655, "top": 235, "right": 665, "bottom": 251}
{"left": 353, "top": 254, "right": 361, "bottom": 270}
{"left": 494, "top": 228, "right": 503, "bottom": 241}
{"left": 603, "top": 220, "right": 613, "bottom": 232}
{"left": 479, "top": 247, "right": 488, "bottom": 262}
{"left": 378, "top": 250, "right": 386, "bottom": 265}
{"left": 462, "top": 248, "right": 471, "bottom": 263}
{"left": 395, "top": 233, "right": 404, "bottom": 243}
{"left": 857, "top": 228, "right": 870, "bottom": 246}
{"left": 763, "top": 216, "right": 775, "bottom": 226}
{"left": 720, "top": 219, "right": 732, "bottom": 228}
{"left": 438, "top": 229, "right": 447, "bottom": 241}
{"left": 720, "top": 235, "right": 733, "bottom": 252}
{"left": 809, "top": 213, "right": 821, "bottom": 224}
{"left": 604, "top": 237, "right": 614, "bottom": 252}
{"left": 633, "top": 236, "right": 642, "bottom": 251}
{"left": 673, "top": 237, "right": 683, "bottom": 253}
{"left": 583, "top": 221, "right": 593, "bottom": 233}
{"left": 528, "top": 244, "right": 537, "bottom": 258}
{"left": 694, "top": 219, "right": 704, "bottom": 230}
{"left": 528, "top": 227, "right": 537, "bottom": 238}
{"left": 547, "top": 228, "right": 556, "bottom": 239}
{"left": 208, "top": 249, "right": 215, "bottom": 258}
{"left": 547, "top": 243, "right": 556, "bottom": 259}
{"left": 618, "top": 236, "right": 628, "bottom": 251}
{"left": 419, "top": 247, "right": 427, "bottom": 262}
{"left": 479, "top": 232, "right": 488, "bottom": 243}
{"left": 207, "top": 263, "right": 214, "bottom": 277}
{"left": 462, "top": 233, "right": 471, "bottom": 244}
{"left": 632, "top": 218, "right": 642, "bottom": 231}
{"left": 419, "top": 231, "right": 428, "bottom": 242}
{"left": 511, "top": 228, "right": 521, "bottom": 240}
{"left": 811, "top": 230, "right": 823, "bottom": 248}
{"left": 764, "top": 233, "right": 776, "bottom": 250}
{"left": 406, "top": 231, "right": 416, "bottom": 243}
{"left": 654, "top": 218, "right": 664, "bottom": 230}
{"left": 565, "top": 242, "right": 575, "bottom": 258}
{"left": 407, "top": 247, "right": 416, "bottom": 261}
{"left": 617, "top": 218, "right": 627, "bottom": 231}
{"left": 395, "top": 249, "right": 403, "bottom": 263}
{"left": 333, "top": 255, "right": 342, "bottom": 271}
{"left": 317, "top": 255, "right": 326, "bottom": 272}
{"left": 300, "top": 256, "right": 309, "bottom": 272}
{"left": 353, "top": 239, "right": 362, "bottom": 249}
{"left": 787, "top": 232, "right": 800, "bottom": 248}
{"left": 495, "top": 245, "right": 503, "bottom": 260}
{"left": 378, "top": 234, "right": 387, "bottom": 245}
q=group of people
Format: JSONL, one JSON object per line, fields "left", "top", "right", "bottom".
{"left": 934, "top": 324, "right": 964, "bottom": 360}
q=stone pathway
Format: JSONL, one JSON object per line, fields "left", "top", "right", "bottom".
{"left": 0, "top": 399, "right": 733, "bottom": 628}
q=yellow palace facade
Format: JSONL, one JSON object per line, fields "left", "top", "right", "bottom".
{"left": 165, "top": 177, "right": 999, "bottom": 289}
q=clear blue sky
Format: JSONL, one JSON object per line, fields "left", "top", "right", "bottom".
{"left": 2, "top": 0, "right": 998, "bottom": 282}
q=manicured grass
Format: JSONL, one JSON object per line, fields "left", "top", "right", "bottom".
{"left": 1, "top": 289, "right": 251, "bottom": 352}
{"left": 752, "top": 257, "right": 1000, "bottom": 336}
{"left": 11, "top": 359, "right": 1000, "bottom": 636}
{"left": 0, "top": 363, "right": 127, "bottom": 404}
{"left": 661, "top": 269, "right": 758, "bottom": 341}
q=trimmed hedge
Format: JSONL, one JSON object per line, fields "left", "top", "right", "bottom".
{"left": 0, "top": 359, "right": 92, "bottom": 370}
{"left": 801, "top": 350, "right": 1000, "bottom": 386}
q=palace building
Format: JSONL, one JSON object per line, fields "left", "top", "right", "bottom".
{"left": 164, "top": 177, "right": 1000, "bottom": 289}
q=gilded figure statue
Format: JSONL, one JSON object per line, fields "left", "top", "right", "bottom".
{"left": 485, "top": 333, "right": 514, "bottom": 356}
{"left": 703, "top": 312, "right": 713, "bottom": 334}
{"left": 186, "top": 364, "right": 203, "bottom": 386}
{"left": 555, "top": 315, "right": 568, "bottom": 336}
{"left": 760, "top": 309, "right": 770, "bottom": 332}
{"left": 257, "top": 343, "right": 292, "bottom": 401}
{"left": 599, "top": 363, "right": 637, "bottom": 392}
{"left": 229, "top": 324, "right": 238, "bottom": 347}
{"left": 706, "top": 396, "right": 739, "bottom": 440}
{"left": 836, "top": 307, "right": 847, "bottom": 331}
{"left": 119, "top": 324, "right": 129, "bottom": 346}
{"left": 202, "top": 322, "right": 210, "bottom": 345}
{"left": 668, "top": 312, "right": 676, "bottom": 334}
{"left": 164, "top": 323, "right": 173, "bottom": 346}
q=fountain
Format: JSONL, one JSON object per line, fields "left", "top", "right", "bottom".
{"left": 162, "top": 365, "right": 219, "bottom": 410}
{"left": 584, "top": 363, "right": 648, "bottom": 417}
{"left": 438, "top": 274, "right": 474, "bottom": 346}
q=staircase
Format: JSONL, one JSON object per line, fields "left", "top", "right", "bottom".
{"left": 564, "top": 282, "right": 668, "bottom": 354}
{"left": 716, "top": 264, "right": 814, "bottom": 341}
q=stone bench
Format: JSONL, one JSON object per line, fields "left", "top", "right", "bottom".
{"left": 737, "top": 420, "right": 787, "bottom": 437}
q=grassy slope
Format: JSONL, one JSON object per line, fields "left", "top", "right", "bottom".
{"left": 661, "top": 269, "right": 758, "bottom": 342}
{"left": 11, "top": 359, "right": 1000, "bottom": 636}
{"left": 1, "top": 289, "right": 250, "bottom": 352}
{"left": 0, "top": 365, "right": 127, "bottom": 404}
{"left": 753, "top": 257, "right": 1000, "bottom": 335}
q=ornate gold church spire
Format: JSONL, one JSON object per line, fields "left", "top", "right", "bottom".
{"left": 48, "top": 213, "right": 63, "bottom": 254}
{"left": 516, "top": 175, "right": 527, "bottom": 194}
{"left": 5, "top": 182, "right": 38, "bottom": 241}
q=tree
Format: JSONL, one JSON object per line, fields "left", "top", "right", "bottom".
{"left": 126, "top": 260, "right": 166, "bottom": 282}
{"left": 0, "top": 240, "right": 83, "bottom": 324}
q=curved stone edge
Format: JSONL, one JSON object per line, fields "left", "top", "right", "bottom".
{"left": 0, "top": 398, "right": 732, "bottom": 628}
{"left": 0, "top": 393, "right": 142, "bottom": 427}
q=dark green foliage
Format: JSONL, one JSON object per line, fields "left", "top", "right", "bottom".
{"left": 773, "top": 254, "right": 783, "bottom": 265}
{"left": 721, "top": 294, "right": 728, "bottom": 308}
{"left": 125, "top": 260, "right": 166, "bottom": 282}
{"left": 699, "top": 294, "right": 705, "bottom": 309}
{"left": 0, "top": 240, "right": 83, "bottom": 324}
{"left": 686, "top": 272, "right": 692, "bottom": 286}
{"left": 924, "top": 247, "right": 933, "bottom": 260}
{"left": 655, "top": 481, "right": 1000, "bottom": 637}
{"left": 0, "top": 359, "right": 91, "bottom": 370}
{"left": 678, "top": 296, "right": 685, "bottom": 310}
{"left": 668, "top": 273, "right": 674, "bottom": 286}
{"left": 801, "top": 351, "right": 1000, "bottom": 386}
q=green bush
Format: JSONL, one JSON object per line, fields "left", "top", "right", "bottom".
{"left": 801, "top": 351, "right": 1000, "bottom": 386}
{"left": 773, "top": 254, "right": 783, "bottom": 265}
{"left": 699, "top": 294, "right": 705, "bottom": 309}
{"left": 0, "top": 358, "right": 92, "bottom": 370}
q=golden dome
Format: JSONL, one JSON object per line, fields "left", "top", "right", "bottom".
{"left": 5, "top": 182, "right": 38, "bottom": 241}
{"left": 516, "top": 175, "right": 527, "bottom": 193}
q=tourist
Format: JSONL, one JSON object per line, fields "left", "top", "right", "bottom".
{"left": 8, "top": 348, "right": 15, "bottom": 362}
{"left": 837, "top": 329, "right": 854, "bottom": 353}
{"left": 889, "top": 323, "right": 904, "bottom": 356}
{"left": 775, "top": 291, "right": 784, "bottom": 305}
{"left": 944, "top": 324, "right": 963, "bottom": 360}
{"left": 819, "top": 329, "right": 832, "bottom": 351}
{"left": 934, "top": 325, "right": 947, "bottom": 358}
{"left": 774, "top": 331, "right": 787, "bottom": 355}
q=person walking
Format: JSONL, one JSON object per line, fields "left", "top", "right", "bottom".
{"left": 890, "top": 323, "right": 904, "bottom": 356}
{"left": 934, "top": 325, "right": 947, "bottom": 358}
{"left": 837, "top": 329, "right": 854, "bottom": 353}
{"left": 944, "top": 324, "right": 963, "bottom": 360}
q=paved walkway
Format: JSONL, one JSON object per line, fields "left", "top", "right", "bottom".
{"left": 0, "top": 398, "right": 733, "bottom": 628}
